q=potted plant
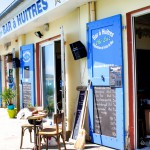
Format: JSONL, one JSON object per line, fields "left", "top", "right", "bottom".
{"left": 46, "top": 99, "right": 54, "bottom": 118}
{"left": 0, "top": 88, "right": 17, "bottom": 118}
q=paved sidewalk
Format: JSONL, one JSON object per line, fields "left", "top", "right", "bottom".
{"left": 0, "top": 108, "right": 115, "bottom": 150}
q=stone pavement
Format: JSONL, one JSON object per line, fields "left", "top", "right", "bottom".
{"left": 0, "top": 108, "right": 115, "bottom": 150}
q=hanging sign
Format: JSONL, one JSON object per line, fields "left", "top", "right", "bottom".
{"left": 0, "top": 0, "right": 67, "bottom": 38}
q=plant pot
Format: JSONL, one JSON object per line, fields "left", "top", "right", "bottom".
{"left": 7, "top": 108, "right": 17, "bottom": 118}
{"left": 7, "top": 104, "right": 15, "bottom": 110}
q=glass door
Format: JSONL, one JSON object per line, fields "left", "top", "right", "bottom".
{"left": 40, "top": 42, "right": 56, "bottom": 118}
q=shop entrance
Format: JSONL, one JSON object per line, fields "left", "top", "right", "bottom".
{"left": 134, "top": 13, "right": 150, "bottom": 149}
{"left": 39, "top": 40, "right": 62, "bottom": 118}
{"left": 127, "top": 7, "right": 150, "bottom": 149}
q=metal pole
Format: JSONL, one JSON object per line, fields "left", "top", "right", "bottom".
{"left": 60, "top": 26, "right": 66, "bottom": 139}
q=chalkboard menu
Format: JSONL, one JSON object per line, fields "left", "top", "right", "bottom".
{"left": 94, "top": 86, "right": 116, "bottom": 137}
{"left": 23, "top": 82, "right": 31, "bottom": 107}
{"left": 72, "top": 90, "right": 86, "bottom": 140}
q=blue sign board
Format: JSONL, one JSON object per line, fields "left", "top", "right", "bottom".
{"left": 0, "top": 0, "right": 68, "bottom": 38}
{"left": 20, "top": 44, "right": 35, "bottom": 108}
{"left": 87, "top": 14, "right": 125, "bottom": 150}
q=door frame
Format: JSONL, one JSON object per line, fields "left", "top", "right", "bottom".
{"left": 126, "top": 6, "right": 150, "bottom": 150}
{"left": 35, "top": 35, "right": 60, "bottom": 106}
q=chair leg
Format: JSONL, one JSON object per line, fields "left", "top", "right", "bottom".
{"left": 46, "top": 137, "right": 48, "bottom": 150}
{"left": 56, "top": 135, "right": 61, "bottom": 150}
{"left": 20, "top": 127, "right": 24, "bottom": 149}
{"left": 36, "top": 126, "right": 41, "bottom": 146}
{"left": 28, "top": 128, "right": 32, "bottom": 143}
{"left": 61, "top": 134, "right": 66, "bottom": 150}
{"left": 38, "top": 135, "right": 41, "bottom": 150}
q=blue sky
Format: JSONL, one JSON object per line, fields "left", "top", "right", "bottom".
{"left": 0, "top": 0, "right": 14, "bottom": 14}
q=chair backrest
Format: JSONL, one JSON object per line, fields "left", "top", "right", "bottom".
{"left": 54, "top": 113, "right": 64, "bottom": 124}
{"left": 53, "top": 113, "right": 64, "bottom": 133}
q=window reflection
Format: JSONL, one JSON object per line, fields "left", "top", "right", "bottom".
{"left": 41, "top": 44, "right": 55, "bottom": 118}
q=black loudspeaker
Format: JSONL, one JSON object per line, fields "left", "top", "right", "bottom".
{"left": 70, "top": 41, "right": 87, "bottom": 60}
{"left": 12, "top": 58, "right": 20, "bottom": 68}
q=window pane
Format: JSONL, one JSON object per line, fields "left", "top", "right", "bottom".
{"left": 42, "top": 44, "right": 55, "bottom": 118}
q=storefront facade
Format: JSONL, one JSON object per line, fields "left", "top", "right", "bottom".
{"left": 0, "top": 0, "right": 150, "bottom": 149}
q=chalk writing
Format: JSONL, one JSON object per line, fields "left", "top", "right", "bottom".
{"left": 94, "top": 86, "right": 116, "bottom": 137}
{"left": 23, "top": 82, "right": 31, "bottom": 108}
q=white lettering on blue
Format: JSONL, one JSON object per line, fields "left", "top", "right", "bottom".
{"left": 92, "top": 28, "right": 114, "bottom": 50}
{"left": 102, "top": 29, "right": 114, "bottom": 37}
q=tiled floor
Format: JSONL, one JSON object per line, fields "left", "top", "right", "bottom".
{"left": 40, "top": 141, "right": 114, "bottom": 150}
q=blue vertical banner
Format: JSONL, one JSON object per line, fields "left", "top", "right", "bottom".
{"left": 20, "top": 44, "right": 35, "bottom": 108}
{"left": 87, "top": 14, "right": 125, "bottom": 150}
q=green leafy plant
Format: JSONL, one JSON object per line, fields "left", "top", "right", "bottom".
{"left": 1, "top": 88, "right": 16, "bottom": 106}
{"left": 45, "top": 99, "right": 54, "bottom": 118}
{"left": 46, "top": 100, "right": 54, "bottom": 113}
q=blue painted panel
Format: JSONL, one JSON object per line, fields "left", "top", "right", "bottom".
{"left": 87, "top": 14, "right": 125, "bottom": 150}
{"left": 20, "top": 44, "right": 35, "bottom": 108}
{"left": 88, "top": 15, "right": 123, "bottom": 85}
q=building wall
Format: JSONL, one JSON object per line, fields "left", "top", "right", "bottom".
{"left": 0, "top": 3, "right": 90, "bottom": 131}
{"left": 96, "top": 0, "right": 150, "bottom": 135}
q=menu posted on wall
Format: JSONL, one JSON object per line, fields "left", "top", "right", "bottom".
{"left": 22, "top": 82, "right": 31, "bottom": 107}
{"left": 94, "top": 86, "right": 116, "bottom": 137}
{"left": 109, "top": 66, "right": 122, "bottom": 87}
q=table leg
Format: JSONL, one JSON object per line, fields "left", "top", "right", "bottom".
{"left": 33, "top": 120, "right": 38, "bottom": 149}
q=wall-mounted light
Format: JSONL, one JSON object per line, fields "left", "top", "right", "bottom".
{"left": 34, "top": 31, "right": 43, "bottom": 38}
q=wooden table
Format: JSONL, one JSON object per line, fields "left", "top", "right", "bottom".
{"left": 28, "top": 113, "right": 47, "bottom": 150}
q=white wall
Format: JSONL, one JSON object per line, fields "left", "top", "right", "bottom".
{"left": 25, "top": 5, "right": 89, "bottom": 131}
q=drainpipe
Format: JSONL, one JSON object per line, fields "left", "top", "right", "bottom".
{"left": 89, "top": 1, "right": 96, "bottom": 22}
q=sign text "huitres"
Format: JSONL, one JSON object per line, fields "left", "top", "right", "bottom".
{"left": 2, "top": 0, "right": 48, "bottom": 34}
